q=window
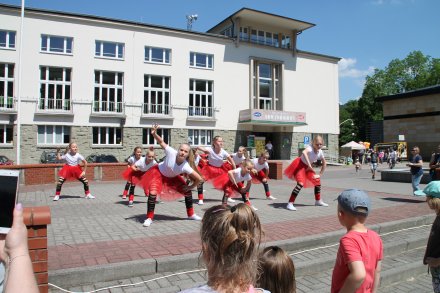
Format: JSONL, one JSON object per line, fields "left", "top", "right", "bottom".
{"left": 0, "top": 124, "right": 13, "bottom": 144}
{"left": 220, "top": 26, "right": 232, "bottom": 37}
{"left": 95, "top": 41, "right": 124, "bottom": 59}
{"left": 145, "top": 47, "right": 170, "bottom": 64}
{"left": 239, "top": 27, "right": 249, "bottom": 41}
{"left": 92, "top": 127, "right": 122, "bottom": 145}
{"left": 189, "top": 79, "right": 213, "bottom": 117}
{"left": 188, "top": 129, "right": 212, "bottom": 146}
{"left": 37, "top": 125, "right": 70, "bottom": 145}
{"left": 41, "top": 35, "right": 73, "bottom": 54}
{"left": 252, "top": 61, "right": 281, "bottom": 110}
{"left": 0, "top": 63, "right": 14, "bottom": 109}
{"left": 0, "top": 30, "right": 16, "bottom": 49}
{"left": 142, "top": 128, "right": 170, "bottom": 145}
{"left": 39, "top": 67, "right": 71, "bottom": 111}
{"left": 243, "top": 28, "right": 288, "bottom": 49}
{"left": 143, "top": 75, "right": 170, "bottom": 115}
{"left": 190, "top": 52, "right": 213, "bottom": 69}
{"left": 94, "top": 71, "right": 123, "bottom": 113}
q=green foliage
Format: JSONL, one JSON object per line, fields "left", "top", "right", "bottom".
{"left": 340, "top": 51, "right": 440, "bottom": 142}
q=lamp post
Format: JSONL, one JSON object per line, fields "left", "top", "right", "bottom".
{"left": 16, "top": 0, "right": 25, "bottom": 164}
{"left": 339, "top": 118, "right": 354, "bottom": 126}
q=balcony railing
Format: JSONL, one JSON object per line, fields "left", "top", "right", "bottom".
{"left": 187, "top": 106, "right": 215, "bottom": 120}
{"left": 36, "top": 98, "right": 73, "bottom": 114}
{"left": 92, "top": 101, "right": 125, "bottom": 116}
{"left": 0, "top": 96, "right": 16, "bottom": 113}
{"left": 141, "top": 103, "right": 172, "bottom": 118}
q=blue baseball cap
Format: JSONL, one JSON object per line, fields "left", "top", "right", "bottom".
{"left": 414, "top": 181, "right": 440, "bottom": 197}
{"left": 337, "top": 189, "right": 371, "bottom": 216}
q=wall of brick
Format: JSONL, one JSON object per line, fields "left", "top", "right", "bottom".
{"left": 23, "top": 206, "right": 51, "bottom": 293}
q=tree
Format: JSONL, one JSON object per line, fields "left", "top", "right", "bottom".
{"left": 343, "top": 51, "right": 440, "bottom": 141}
{"left": 339, "top": 100, "right": 358, "bottom": 146}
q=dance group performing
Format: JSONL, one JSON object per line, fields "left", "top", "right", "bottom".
{"left": 52, "top": 124, "right": 329, "bottom": 227}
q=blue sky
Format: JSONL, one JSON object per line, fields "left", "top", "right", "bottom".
{"left": 2, "top": 0, "right": 439, "bottom": 104}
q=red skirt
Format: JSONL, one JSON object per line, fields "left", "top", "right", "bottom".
{"left": 139, "top": 165, "right": 192, "bottom": 201}
{"left": 212, "top": 172, "right": 245, "bottom": 197}
{"left": 58, "top": 165, "right": 83, "bottom": 180}
{"left": 284, "top": 157, "right": 321, "bottom": 188}
{"left": 201, "top": 163, "right": 229, "bottom": 181}
{"left": 122, "top": 168, "right": 145, "bottom": 186}
{"left": 251, "top": 169, "right": 268, "bottom": 184}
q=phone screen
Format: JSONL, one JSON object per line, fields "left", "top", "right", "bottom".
{"left": 0, "top": 175, "right": 19, "bottom": 230}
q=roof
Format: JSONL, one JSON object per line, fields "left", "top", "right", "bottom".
{"left": 0, "top": 3, "right": 229, "bottom": 41}
{"left": 207, "top": 7, "right": 315, "bottom": 33}
{"left": 376, "top": 85, "right": 440, "bottom": 102}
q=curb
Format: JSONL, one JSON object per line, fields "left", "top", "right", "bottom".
{"left": 48, "top": 214, "right": 435, "bottom": 288}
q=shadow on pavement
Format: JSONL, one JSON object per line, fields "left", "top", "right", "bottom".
{"left": 270, "top": 202, "right": 312, "bottom": 209}
{"left": 57, "top": 195, "right": 82, "bottom": 199}
{"left": 124, "top": 213, "right": 184, "bottom": 223}
{"left": 382, "top": 197, "right": 425, "bottom": 203}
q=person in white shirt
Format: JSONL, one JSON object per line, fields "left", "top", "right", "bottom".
{"left": 196, "top": 136, "right": 236, "bottom": 205}
{"left": 139, "top": 124, "right": 203, "bottom": 227}
{"left": 54, "top": 142, "right": 94, "bottom": 201}
{"left": 265, "top": 140, "right": 273, "bottom": 159}
{"left": 251, "top": 152, "right": 276, "bottom": 200}
{"left": 121, "top": 146, "right": 143, "bottom": 200}
{"left": 212, "top": 160, "right": 257, "bottom": 210}
{"left": 229, "top": 146, "right": 249, "bottom": 169}
{"left": 283, "top": 136, "right": 328, "bottom": 211}
{"left": 122, "top": 147, "right": 157, "bottom": 207}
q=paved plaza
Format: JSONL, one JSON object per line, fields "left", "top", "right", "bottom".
{"left": 18, "top": 162, "right": 435, "bottom": 292}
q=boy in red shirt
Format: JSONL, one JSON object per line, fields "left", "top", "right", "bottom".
{"left": 331, "top": 189, "right": 383, "bottom": 293}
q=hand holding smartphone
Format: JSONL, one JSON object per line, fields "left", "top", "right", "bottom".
{"left": 0, "top": 170, "right": 20, "bottom": 234}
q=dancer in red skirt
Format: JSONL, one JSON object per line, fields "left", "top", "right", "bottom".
{"left": 121, "top": 146, "right": 143, "bottom": 200}
{"left": 122, "top": 147, "right": 157, "bottom": 207}
{"left": 140, "top": 124, "right": 203, "bottom": 227}
{"left": 284, "top": 135, "right": 328, "bottom": 211}
{"left": 54, "top": 142, "right": 93, "bottom": 201}
{"left": 227, "top": 146, "right": 249, "bottom": 170}
{"left": 197, "top": 136, "right": 236, "bottom": 205}
{"left": 212, "top": 159, "right": 257, "bottom": 210}
{"left": 251, "top": 151, "right": 277, "bottom": 200}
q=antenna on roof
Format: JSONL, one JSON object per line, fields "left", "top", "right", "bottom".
{"left": 186, "top": 14, "right": 198, "bottom": 31}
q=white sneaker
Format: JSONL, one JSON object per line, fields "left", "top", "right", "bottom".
{"left": 86, "top": 194, "right": 95, "bottom": 199}
{"left": 227, "top": 197, "right": 236, "bottom": 203}
{"left": 198, "top": 199, "right": 204, "bottom": 205}
{"left": 315, "top": 200, "right": 329, "bottom": 207}
{"left": 53, "top": 195, "right": 60, "bottom": 201}
{"left": 286, "top": 202, "right": 297, "bottom": 211}
{"left": 128, "top": 200, "right": 134, "bottom": 207}
{"left": 266, "top": 195, "right": 277, "bottom": 200}
{"left": 188, "top": 214, "right": 202, "bottom": 221}
{"left": 143, "top": 218, "right": 153, "bottom": 227}
{"left": 251, "top": 206, "right": 258, "bottom": 211}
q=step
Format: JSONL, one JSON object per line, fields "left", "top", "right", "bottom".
{"left": 48, "top": 214, "right": 434, "bottom": 289}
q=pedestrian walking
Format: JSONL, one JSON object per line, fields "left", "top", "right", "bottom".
{"left": 430, "top": 144, "right": 440, "bottom": 181}
{"left": 370, "top": 150, "right": 378, "bottom": 179}
{"left": 407, "top": 146, "right": 424, "bottom": 194}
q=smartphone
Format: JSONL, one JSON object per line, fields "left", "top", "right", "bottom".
{"left": 0, "top": 170, "right": 20, "bottom": 234}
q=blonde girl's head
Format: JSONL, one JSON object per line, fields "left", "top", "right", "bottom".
{"left": 68, "top": 142, "right": 78, "bottom": 154}
{"left": 312, "top": 135, "right": 324, "bottom": 150}
{"left": 237, "top": 146, "right": 249, "bottom": 159}
{"left": 212, "top": 136, "right": 224, "bottom": 150}
{"left": 145, "top": 146, "right": 155, "bottom": 163}
{"left": 427, "top": 196, "right": 440, "bottom": 215}
{"left": 201, "top": 204, "right": 262, "bottom": 292}
{"left": 259, "top": 151, "right": 270, "bottom": 163}
{"left": 257, "top": 246, "right": 296, "bottom": 293}
{"left": 241, "top": 159, "right": 254, "bottom": 173}
{"left": 184, "top": 144, "right": 202, "bottom": 177}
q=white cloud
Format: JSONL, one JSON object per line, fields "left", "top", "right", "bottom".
{"left": 371, "top": 0, "right": 415, "bottom": 5}
{"left": 339, "top": 58, "right": 375, "bottom": 79}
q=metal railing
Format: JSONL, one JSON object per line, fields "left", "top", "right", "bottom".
{"left": 0, "top": 97, "right": 16, "bottom": 112}
{"left": 187, "top": 106, "right": 214, "bottom": 119}
{"left": 92, "top": 101, "right": 124, "bottom": 114}
{"left": 142, "top": 103, "right": 172, "bottom": 116}
{"left": 37, "top": 98, "right": 72, "bottom": 112}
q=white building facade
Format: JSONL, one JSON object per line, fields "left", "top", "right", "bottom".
{"left": 0, "top": 5, "right": 340, "bottom": 164}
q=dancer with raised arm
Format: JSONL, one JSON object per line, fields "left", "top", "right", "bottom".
{"left": 139, "top": 124, "right": 203, "bottom": 227}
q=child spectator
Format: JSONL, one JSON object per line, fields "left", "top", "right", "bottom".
{"left": 257, "top": 246, "right": 296, "bottom": 293}
{"left": 180, "top": 204, "right": 269, "bottom": 293}
{"left": 331, "top": 189, "right": 383, "bottom": 293}
{"left": 415, "top": 181, "right": 440, "bottom": 293}
{"left": 354, "top": 159, "right": 361, "bottom": 173}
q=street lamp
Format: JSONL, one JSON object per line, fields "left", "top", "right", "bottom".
{"left": 339, "top": 118, "right": 354, "bottom": 126}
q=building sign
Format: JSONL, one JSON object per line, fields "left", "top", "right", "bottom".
{"left": 238, "top": 109, "right": 307, "bottom": 125}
